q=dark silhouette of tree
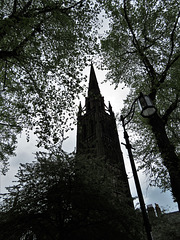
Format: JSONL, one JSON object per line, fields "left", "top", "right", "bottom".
{"left": 0, "top": 150, "right": 144, "bottom": 240}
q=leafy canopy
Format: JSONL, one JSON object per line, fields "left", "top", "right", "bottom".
{"left": 0, "top": 0, "right": 100, "bottom": 173}
{"left": 98, "top": 0, "right": 180, "bottom": 190}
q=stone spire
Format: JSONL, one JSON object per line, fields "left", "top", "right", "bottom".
{"left": 78, "top": 101, "right": 82, "bottom": 117}
{"left": 86, "top": 64, "right": 104, "bottom": 113}
{"left": 88, "top": 63, "right": 101, "bottom": 97}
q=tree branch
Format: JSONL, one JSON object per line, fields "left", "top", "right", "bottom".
{"left": 159, "top": 10, "right": 180, "bottom": 84}
{"left": 20, "top": 0, "right": 33, "bottom": 15}
{"left": 12, "top": 0, "right": 18, "bottom": 15}
{"left": 0, "top": 1, "right": 85, "bottom": 60}
{"left": 18, "top": 0, "right": 84, "bottom": 18}
{"left": 9, "top": 0, "right": 33, "bottom": 18}
{"left": 3, "top": 60, "right": 7, "bottom": 90}
{"left": 162, "top": 94, "right": 179, "bottom": 124}
{"left": 143, "top": 32, "right": 166, "bottom": 51}
{"left": 0, "top": 50, "right": 18, "bottom": 59}
{"left": 14, "top": 21, "right": 43, "bottom": 54}
{"left": 167, "top": 11, "right": 180, "bottom": 69}
{"left": 160, "top": 53, "right": 180, "bottom": 84}
{"left": 123, "top": 0, "right": 157, "bottom": 98}
{"left": 0, "top": 122, "right": 21, "bottom": 128}
{"left": 0, "top": 20, "right": 43, "bottom": 60}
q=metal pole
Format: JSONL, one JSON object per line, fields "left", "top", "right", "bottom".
{"left": 121, "top": 115, "right": 153, "bottom": 240}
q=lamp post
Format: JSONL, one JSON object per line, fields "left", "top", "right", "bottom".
{"left": 121, "top": 92, "right": 156, "bottom": 240}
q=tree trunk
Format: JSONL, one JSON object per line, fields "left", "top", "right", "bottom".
{"left": 149, "top": 113, "right": 180, "bottom": 211}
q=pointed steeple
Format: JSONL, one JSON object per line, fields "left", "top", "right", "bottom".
{"left": 78, "top": 101, "right": 82, "bottom": 117}
{"left": 109, "top": 101, "right": 115, "bottom": 118}
{"left": 86, "top": 64, "right": 104, "bottom": 112}
{"left": 88, "top": 64, "right": 101, "bottom": 97}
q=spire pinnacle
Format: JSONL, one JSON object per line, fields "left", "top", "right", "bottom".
{"left": 78, "top": 101, "right": 82, "bottom": 117}
{"left": 88, "top": 64, "right": 101, "bottom": 97}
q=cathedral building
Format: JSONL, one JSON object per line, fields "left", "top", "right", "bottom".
{"left": 76, "top": 64, "right": 132, "bottom": 203}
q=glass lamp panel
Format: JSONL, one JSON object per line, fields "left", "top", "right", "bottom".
{"left": 141, "top": 107, "right": 156, "bottom": 117}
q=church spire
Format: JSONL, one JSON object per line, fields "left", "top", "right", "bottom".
{"left": 78, "top": 101, "right": 82, "bottom": 117}
{"left": 86, "top": 64, "right": 104, "bottom": 112}
{"left": 88, "top": 63, "right": 101, "bottom": 97}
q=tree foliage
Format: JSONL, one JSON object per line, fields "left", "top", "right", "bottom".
{"left": 98, "top": 0, "right": 180, "bottom": 207}
{"left": 0, "top": 0, "right": 100, "bottom": 173}
{"left": 0, "top": 150, "right": 143, "bottom": 240}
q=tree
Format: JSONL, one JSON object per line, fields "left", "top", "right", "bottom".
{"left": 0, "top": 0, "right": 100, "bottom": 173}
{"left": 0, "top": 149, "right": 143, "bottom": 240}
{"left": 98, "top": 0, "right": 180, "bottom": 209}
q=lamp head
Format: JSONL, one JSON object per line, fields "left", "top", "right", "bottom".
{"left": 137, "top": 92, "right": 156, "bottom": 118}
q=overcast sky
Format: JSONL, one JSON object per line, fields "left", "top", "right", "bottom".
{"left": 0, "top": 65, "right": 178, "bottom": 213}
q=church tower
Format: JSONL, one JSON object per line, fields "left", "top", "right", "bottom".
{"left": 76, "top": 64, "right": 132, "bottom": 200}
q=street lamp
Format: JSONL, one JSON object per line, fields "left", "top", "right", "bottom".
{"left": 137, "top": 92, "right": 157, "bottom": 118}
{"left": 121, "top": 92, "right": 156, "bottom": 240}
